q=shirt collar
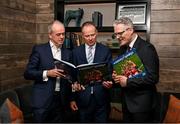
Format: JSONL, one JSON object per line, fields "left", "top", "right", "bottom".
{"left": 129, "top": 34, "right": 138, "bottom": 49}
{"left": 85, "top": 43, "right": 96, "bottom": 50}
{"left": 49, "top": 40, "right": 61, "bottom": 50}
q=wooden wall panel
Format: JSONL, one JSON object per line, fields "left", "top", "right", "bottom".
{"left": 0, "top": 0, "right": 180, "bottom": 93}
{"left": 36, "top": 34, "right": 49, "bottom": 44}
{"left": 0, "top": 32, "right": 35, "bottom": 44}
{"left": 155, "top": 46, "right": 180, "bottom": 58}
{"left": 158, "top": 69, "right": 180, "bottom": 92}
{"left": 0, "top": 6, "right": 36, "bottom": 22}
{"left": 151, "top": 34, "right": 180, "bottom": 46}
{"left": 0, "top": 19, "right": 8, "bottom": 31}
{"left": 151, "top": 0, "right": 180, "bottom": 10}
{"left": 0, "top": 32, "right": 8, "bottom": 42}
{"left": 0, "top": 0, "right": 36, "bottom": 91}
{"left": 0, "top": 19, "right": 36, "bottom": 33}
{"left": 36, "top": 1, "right": 54, "bottom": 43}
{"left": 36, "top": 3, "right": 54, "bottom": 14}
{"left": 8, "top": 21, "right": 36, "bottom": 33}
{"left": 157, "top": 81, "right": 180, "bottom": 93}
{"left": 8, "top": 33, "right": 35, "bottom": 44}
{"left": 151, "top": 0, "right": 180, "bottom": 92}
{"left": 151, "top": 10, "right": 180, "bottom": 22}
{"left": 0, "top": 0, "right": 36, "bottom": 13}
{"left": 151, "top": 22, "right": 180, "bottom": 34}
{"left": 160, "top": 69, "right": 180, "bottom": 83}
{"left": 36, "top": 0, "right": 54, "bottom": 4}
{"left": 36, "top": 23, "right": 49, "bottom": 33}
{"left": 36, "top": 14, "right": 54, "bottom": 23}
{"left": 0, "top": 77, "right": 32, "bottom": 91}
{"left": 0, "top": 44, "right": 33, "bottom": 54}
{"left": 0, "top": 0, "right": 10, "bottom": 7}
{"left": 160, "top": 58, "right": 180, "bottom": 70}
{"left": 0, "top": 68, "right": 26, "bottom": 81}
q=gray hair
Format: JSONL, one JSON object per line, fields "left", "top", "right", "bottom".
{"left": 48, "top": 20, "right": 64, "bottom": 33}
{"left": 113, "top": 17, "right": 134, "bottom": 29}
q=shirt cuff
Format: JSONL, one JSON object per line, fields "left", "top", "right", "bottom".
{"left": 43, "top": 70, "right": 48, "bottom": 81}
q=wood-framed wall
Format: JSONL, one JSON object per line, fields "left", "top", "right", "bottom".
{"left": 151, "top": 0, "right": 180, "bottom": 92}
{"left": 0, "top": 0, "right": 180, "bottom": 92}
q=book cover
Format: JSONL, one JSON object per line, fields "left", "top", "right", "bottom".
{"left": 54, "top": 59, "right": 109, "bottom": 86}
{"left": 112, "top": 48, "right": 146, "bottom": 78}
{"left": 54, "top": 59, "right": 75, "bottom": 83}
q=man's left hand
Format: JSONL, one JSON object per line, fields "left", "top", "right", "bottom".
{"left": 102, "top": 81, "right": 113, "bottom": 89}
{"left": 118, "top": 75, "right": 127, "bottom": 87}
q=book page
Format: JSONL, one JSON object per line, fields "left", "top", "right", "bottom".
{"left": 56, "top": 59, "right": 76, "bottom": 68}
{"left": 77, "top": 63, "right": 98, "bottom": 68}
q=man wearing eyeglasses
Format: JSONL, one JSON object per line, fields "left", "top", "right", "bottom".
{"left": 112, "top": 17, "right": 159, "bottom": 122}
{"left": 24, "top": 20, "right": 72, "bottom": 122}
{"left": 70, "top": 21, "right": 113, "bottom": 122}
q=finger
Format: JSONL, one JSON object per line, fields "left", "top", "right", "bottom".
{"left": 74, "top": 105, "right": 78, "bottom": 110}
{"left": 57, "top": 72, "right": 66, "bottom": 78}
{"left": 103, "top": 82, "right": 112, "bottom": 88}
{"left": 56, "top": 69, "right": 64, "bottom": 72}
{"left": 71, "top": 84, "right": 76, "bottom": 92}
{"left": 81, "top": 85, "right": 85, "bottom": 90}
{"left": 103, "top": 82, "right": 108, "bottom": 87}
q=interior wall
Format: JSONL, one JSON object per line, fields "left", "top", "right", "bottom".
{"left": 151, "top": 0, "right": 180, "bottom": 92}
{"left": 0, "top": 0, "right": 180, "bottom": 93}
{"left": 0, "top": 0, "right": 36, "bottom": 91}
{"left": 36, "top": 0, "right": 54, "bottom": 44}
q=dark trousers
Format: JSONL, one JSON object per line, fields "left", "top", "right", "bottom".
{"left": 79, "top": 95, "right": 110, "bottom": 123}
{"left": 122, "top": 102, "right": 154, "bottom": 123}
{"left": 33, "top": 92, "right": 64, "bottom": 123}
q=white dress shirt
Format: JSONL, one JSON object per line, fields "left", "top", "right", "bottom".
{"left": 43, "top": 40, "right": 62, "bottom": 91}
{"left": 129, "top": 34, "right": 138, "bottom": 49}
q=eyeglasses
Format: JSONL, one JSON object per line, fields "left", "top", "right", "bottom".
{"left": 112, "top": 28, "right": 130, "bottom": 39}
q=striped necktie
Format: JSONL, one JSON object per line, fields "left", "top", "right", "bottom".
{"left": 87, "top": 46, "right": 93, "bottom": 63}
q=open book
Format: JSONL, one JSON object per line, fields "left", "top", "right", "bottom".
{"left": 112, "top": 48, "right": 146, "bottom": 78}
{"left": 54, "top": 59, "right": 109, "bottom": 86}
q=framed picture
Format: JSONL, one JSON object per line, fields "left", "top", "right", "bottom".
{"left": 116, "top": 3, "right": 147, "bottom": 25}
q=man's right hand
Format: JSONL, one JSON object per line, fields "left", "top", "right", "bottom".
{"left": 47, "top": 68, "right": 65, "bottom": 78}
{"left": 71, "top": 82, "right": 85, "bottom": 92}
{"left": 70, "top": 101, "right": 78, "bottom": 111}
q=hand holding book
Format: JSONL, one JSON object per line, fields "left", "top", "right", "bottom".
{"left": 54, "top": 59, "right": 109, "bottom": 86}
{"left": 71, "top": 82, "right": 85, "bottom": 92}
{"left": 112, "top": 48, "right": 146, "bottom": 79}
{"left": 46, "top": 68, "right": 66, "bottom": 78}
{"left": 112, "top": 70, "right": 127, "bottom": 87}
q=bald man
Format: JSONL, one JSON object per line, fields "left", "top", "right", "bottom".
{"left": 24, "top": 20, "right": 72, "bottom": 122}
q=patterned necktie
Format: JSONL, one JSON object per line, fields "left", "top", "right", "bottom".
{"left": 87, "top": 46, "right": 93, "bottom": 63}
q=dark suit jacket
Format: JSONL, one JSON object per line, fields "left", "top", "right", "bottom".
{"left": 24, "top": 42, "right": 72, "bottom": 109}
{"left": 72, "top": 43, "right": 112, "bottom": 107}
{"left": 119, "top": 36, "right": 159, "bottom": 113}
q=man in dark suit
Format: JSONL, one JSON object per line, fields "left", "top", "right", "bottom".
{"left": 70, "top": 21, "right": 113, "bottom": 122}
{"left": 24, "top": 20, "right": 72, "bottom": 122}
{"left": 112, "top": 17, "right": 159, "bottom": 122}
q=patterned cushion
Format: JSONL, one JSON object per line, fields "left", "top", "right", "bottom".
{"left": 0, "top": 98, "right": 24, "bottom": 123}
{"left": 163, "top": 95, "right": 180, "bottom": 123}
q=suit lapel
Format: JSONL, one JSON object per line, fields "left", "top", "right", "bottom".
{"left": 44, "top": 42, "right": 54, "bottom": 67}
{"left": 133, "top": 36, "right": 142, "bottom": 52}
{"left": 61, "top": 48, "right": 65, "bottom": 61}
{"left": 93, "top": 43, "right": 100, "bottom": 63}
{"left": 81, "top": 45, "right": 88, "bottom": 63}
